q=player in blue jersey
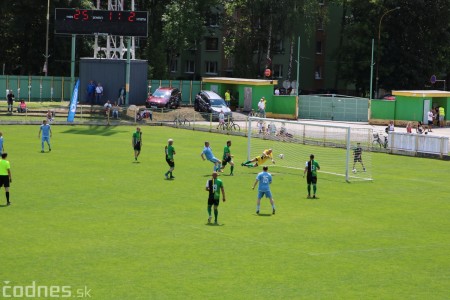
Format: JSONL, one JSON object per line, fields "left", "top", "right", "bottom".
{"left": 252, "top": 166, "right": 276, "bottom": 215}
{"left": 0, "top": 132, "right": 4, "bottom": 155}
{"left": 200, "top": 141, "right": 221, "bottom": 172}
{"left": 38, "top": 120, "right": 52, "bottom": 153}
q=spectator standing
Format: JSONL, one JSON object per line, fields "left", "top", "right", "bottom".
{"left": 274, "top": 87, "right": 280, "bottom": 95}
{"left": 118, "top": 86, "right": 126, "bottom": 106}
{"left": 224, "top": 90, "right": 231, "bottom": 107}
{"left": 95, "top": 83, "right": 104, "bottom": 105}
{"left": 87, "top": 80, "right": 96, "bottom": 104}
{"left": 7, "top": 90, "right": 14, "bottom": 113}
{"left": 439, "top": 106, "right": 445, "bottom": 127}
{"left": 427, "top": 109, "right": 434, "bottom": 132}
{"left": 258, "top": 97, "right": 266, "bottom": 118}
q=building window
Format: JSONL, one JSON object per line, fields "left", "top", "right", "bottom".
{"left": 205, "top": 61, "right": 218, "bottom": 74}
{"left": 317, "top": 17, "right": 324, "bottom": 30}
{"left": 273, "top": 64, "right": 283, "bottom": 78}
{"left": 205, "top": 38, "right": 219, "bottom": 51}
{"left": 170, "top": 59, "right": 178, "bottom": 73}
{"left": 274, "top": 39, "right": 283, "bottom": 53}
{"left": 315, "top": 66, "right": 322, "bottom": 79}
{"left": 206, "top": 12, "right": 219, "bottom": 27}
{"left": 185, "top": 60, "right": 195, "bottom": 74}
{"left": 316, "top": 41, "right": 322, "bottom": 54}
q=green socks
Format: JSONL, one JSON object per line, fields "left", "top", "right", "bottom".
{"left": 214, "top": 209, "right": 218, "bottom": 222}
{"left": 307, "top": 184, "right": 311, "bottom": 195}
{"left": 313, "top": 184, "right": 317, "bottom": 195}
{"left": 230, "top": 166, "right": 234, "bottom": 174}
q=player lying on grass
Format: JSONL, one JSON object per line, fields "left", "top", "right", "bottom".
{"left": 241, "top": 149, "right": 275, "bottom": 168}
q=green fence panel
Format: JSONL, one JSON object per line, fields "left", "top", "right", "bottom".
{"left": 299, "top": 95, "right": 368, "bottom": 122}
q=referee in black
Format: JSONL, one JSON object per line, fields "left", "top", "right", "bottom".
{"left": 0, "top": 153, "right": 12, "bottom": 206}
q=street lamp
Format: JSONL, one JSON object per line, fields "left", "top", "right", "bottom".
{"left": 375, "top": 6, "right": 400, "bottom": 98}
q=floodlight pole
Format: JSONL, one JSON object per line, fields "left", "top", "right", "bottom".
{"left": 375, "top": 7, "right": 400, "bottom": 98}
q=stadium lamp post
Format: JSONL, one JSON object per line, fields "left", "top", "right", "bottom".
{"left": 375, "top": 6, "right": 400, "bottom": 98}
{"left": 44, "top": 0, "right": 50, "bottom": 76}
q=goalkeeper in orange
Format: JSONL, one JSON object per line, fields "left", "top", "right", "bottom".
{"left": 241, "top": 149, "right": 275, "bottom": 168}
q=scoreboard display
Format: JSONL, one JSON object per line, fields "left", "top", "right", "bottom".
{"left": 55, "top": 8, "right": 148, "bottom": 37}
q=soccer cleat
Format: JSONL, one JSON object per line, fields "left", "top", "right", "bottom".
{"left": 272, "top": 209, "right": 275, "bottom": 215}
{"left": 307, "top": 195, "right": 311, "bottom": 199}
{"left": 241, "top": 163, "right": 244, "bottom": 166}
{"left": 256, "top": 210, "right": 259, "bottom": 215}
{"left": 214, "top": 221, "right": 218, "bottom": 225}
{"left": 208, "top": 216, "right": 212, "bottom": 224}
{"left": 7, "top": 202, "right": 10, "bottom": 206}
{"left": 363, "top": 168, "right": 366, "bottom": 172}
{"left": 230, "top": 173, "right": 233, "bottom": 176}
{"left": 135, "top": 157, "right": 137, "bottom": 161}
{"left": 313, "top": 195, "right": 316, "bottom": 199}
{"left": 165, "top": 174, "right": 168, "bottom": 180}
{"left": 170, "top": 176, "right": 175, "bottom": 179}
{"left": 49, "top": 148, "right": 51, "bottom": 152}
{"left": 41, "top": 150, "right": 44, "bottom": 153}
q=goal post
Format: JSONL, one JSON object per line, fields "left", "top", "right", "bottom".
{"left": 246, "top": 117, "right": 373, "bottom": 182}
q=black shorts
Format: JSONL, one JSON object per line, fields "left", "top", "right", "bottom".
{"left": 307, "top": 174, "right": 317, "bottom": 185}
{"left": 354, "top": 157, "right": 362, "bottom": 163}
{"left": 208, "top": 196, "right": 220, "bottom": 206}
{"left": 134, "top": 142, "right": 141, "bottom": 151}
{"left": 222, "top": 156, "right": 232, "bottom": 166}
{"left": 166, "top": 158, "right": 175, "bottom": 168}
{"left": 0, "top": 175, "right": 10, "bottom": 188}
{"left": 428, "top": 120, "right": 433, "bottom": 126}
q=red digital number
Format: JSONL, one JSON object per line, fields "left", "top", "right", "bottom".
{"left": 109, "top": 11, "right": 113, "bottom": 21}
{"left": 128, "top": 12, "right": 136, "bottom": 22}
{"left": 82, "top": 10, "right": 88, "bottom": 21}
{"left": 73, "top": 9, "right": 81, "bottom": 20}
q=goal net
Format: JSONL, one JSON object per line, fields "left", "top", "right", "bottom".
{"left": 246, "top": 117, "right": 373, "bottom": 181}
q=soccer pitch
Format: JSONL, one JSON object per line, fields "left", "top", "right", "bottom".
{"left": 1, "top": 124, "right": 449, "bottom": 299}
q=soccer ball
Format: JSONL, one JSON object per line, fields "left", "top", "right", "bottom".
{"left": 352, "top": 169, "right": 357, "bottom": 173}
{"left": 278, "top": 154, "right": 284, "bottom": 159}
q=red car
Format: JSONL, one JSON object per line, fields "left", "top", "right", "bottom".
{"left": 146, "top": 87, "right": 181, "bottom": 108}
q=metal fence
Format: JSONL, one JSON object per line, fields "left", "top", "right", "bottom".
{"left": 0, "top": 75, "right": 205, "bottom": 105}
{"left": 299, "top": 94, "right": 369, "bottom": 122}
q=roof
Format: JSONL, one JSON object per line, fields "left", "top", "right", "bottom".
{"left": 202, "top": 77, "right": 278, "bottom": 86}
{"left": 392, "top": 90, "right": 450, "bottom": 97}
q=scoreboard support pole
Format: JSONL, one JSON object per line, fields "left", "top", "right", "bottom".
{"left": 125, "top": 36, "right": 131, "bottom": 106}
{"left": 70, "top": 34, "right": 76, "bottom": 98}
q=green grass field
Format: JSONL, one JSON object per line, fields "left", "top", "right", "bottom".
{"left": 1, "top": 124, "right": 449, "bottom": 299}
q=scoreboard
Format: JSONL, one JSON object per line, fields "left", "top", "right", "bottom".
{"left": 55, "top": 8, "right": 148, "bottom": 37}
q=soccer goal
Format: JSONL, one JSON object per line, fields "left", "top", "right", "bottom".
{"left": 246, "top": 117, "right": 373, "bottom": 181}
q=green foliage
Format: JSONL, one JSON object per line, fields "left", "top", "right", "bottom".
{"left": 1, "top": 124, "right": 449, "bottom": 298}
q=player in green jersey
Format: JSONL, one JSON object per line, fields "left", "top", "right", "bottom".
{"left": 132, "top": 127, "right": 142, "bottom": 161}
{"left": 221, "top": 140, "right": 234, "bottom": 175}
{"left": 164, "top": 138, "right": 176, "bottom": 179}
{"left": 205, "top": 172, "right": 226, "bottom": 224}
{"left": 303, "top": 154, "right": 320, "bottom": 199}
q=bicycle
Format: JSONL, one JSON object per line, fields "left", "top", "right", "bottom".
{"left": 372, "top": 132, "right": 388, "bottom": 149}
{"left": 217, "top": 119, "right": 240, "bottom": 131}
{"left": 173, "top": 116, "right": 190, "bottom": 127}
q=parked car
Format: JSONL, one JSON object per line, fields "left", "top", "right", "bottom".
{"left": 146, "top": 87, "right": 181, "bottom": 108}
{"left": 194, "top": 90, "right": 232, "bottom": 119}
